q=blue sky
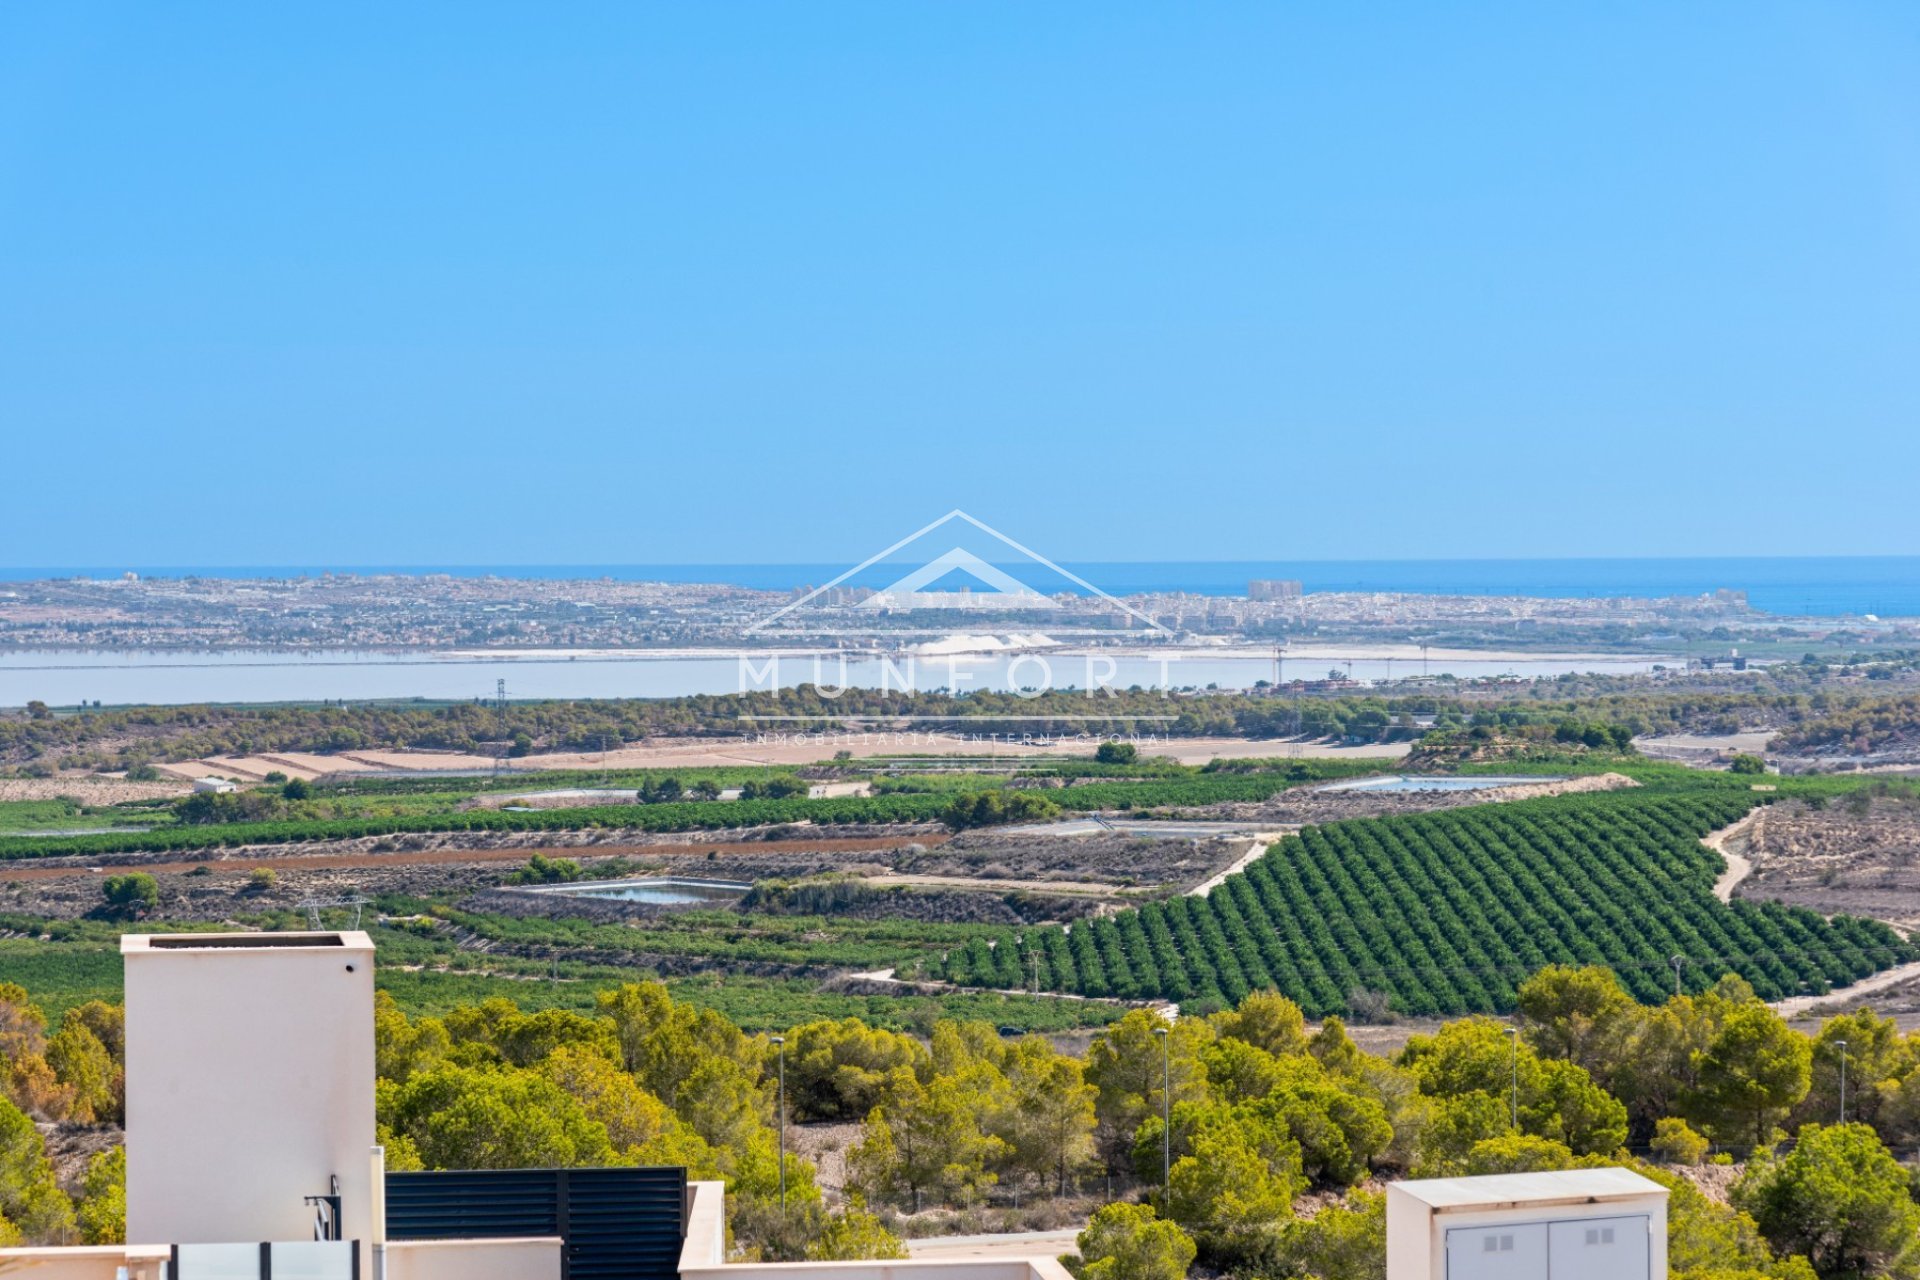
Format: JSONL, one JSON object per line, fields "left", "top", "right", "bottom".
{"left": 2, "top": 4, "right": 1918, "bottom": 567}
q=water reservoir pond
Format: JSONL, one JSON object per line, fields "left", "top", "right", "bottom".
{"left": 1316, "top": 775, "right": 1563, "bottom": 794}
{"left": 531, "top": 876, "right": 752, "bottom": 906}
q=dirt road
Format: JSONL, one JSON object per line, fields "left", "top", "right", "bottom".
{"left": 1703, "top": 809, "right": 1763, "bottom": 903}
{"left": 1697, "top": 807, "right": 1920, "bottom": 1017}
{"left": 1188, "top": 834, "right": 1292, "bottom": 896}
{"left": 1772, "top": 960, "right": 1920, "bottom": 1018}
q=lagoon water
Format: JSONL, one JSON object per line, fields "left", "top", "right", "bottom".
{"left": 0, "top": 647, "right": 1667, "bottom": 708}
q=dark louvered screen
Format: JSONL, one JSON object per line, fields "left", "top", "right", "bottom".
{"left": 385, "top": 1167, "right": 687, "bottom": 1280}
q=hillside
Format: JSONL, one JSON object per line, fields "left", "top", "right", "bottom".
{"left": 1772, "top": 692, "right": 1920, "bottom": 762}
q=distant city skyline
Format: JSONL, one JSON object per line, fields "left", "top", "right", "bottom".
{"left": 3, "top": 4, "right": 1917, "bottom": 565}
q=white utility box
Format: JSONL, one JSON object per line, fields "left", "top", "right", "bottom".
{"left": 1386, "top": 1167, "right": 1668, "bottom": 1280}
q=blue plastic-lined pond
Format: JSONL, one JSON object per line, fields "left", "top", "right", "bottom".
{"left": 1315, "top": 775, "right": 1563, "bottom": 794}
{"left": 531, "top": 877, "right": 751, "bottom": 906}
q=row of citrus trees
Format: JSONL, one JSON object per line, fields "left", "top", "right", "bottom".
{"left": 0, "top": 768, "right": 1354, "bottom": 860}
{"left": 929, "top": 791, "right": 1915, "bottom": 1015}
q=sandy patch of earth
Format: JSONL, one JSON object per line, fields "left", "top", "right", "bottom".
{"left": 0, "top": 776, "right": 189, "bottom": 803}
{"left": 1151, "top": 738, "right": 1411, "bottom": 766}
{"left": 1635, "top": 731, "right": 1777, "bottom": 763}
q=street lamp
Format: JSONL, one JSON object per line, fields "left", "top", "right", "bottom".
{"left": 1153, "top": 1024, "right": 1171, "bottom": 1194}
{"left": 770, "top": 1035, "right": 787, "bottom": 1213}
{"left": 1504, "top": 1026, "right": 1520, "bottom": 1130}
{"left": 1835, "top": 1039, "right": 1849, "bottom": 1125}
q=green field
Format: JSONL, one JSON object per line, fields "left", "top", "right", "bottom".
{"left": 0, "top": 797, "right": 173, "bottom": 834}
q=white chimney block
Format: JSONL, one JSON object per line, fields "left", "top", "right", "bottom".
{"left": 123, "top": 932, "right": 377, "bottom": 1271}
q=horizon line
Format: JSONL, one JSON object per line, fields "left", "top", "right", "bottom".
{"left": 7, "top": 551, "right": 1920, "bottom": 576}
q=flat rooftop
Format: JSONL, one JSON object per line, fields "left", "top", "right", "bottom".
{"left": 122, "top": 930, "right": 374, "bottom": 953}
{"left": 1390, "top": 1167, "right": 1666, "bottom": 1211}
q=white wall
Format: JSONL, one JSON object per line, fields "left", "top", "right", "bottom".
{"left": 381, "top": 1238, "right": 563, "bottom": 1280}
{"left": 123, "top": 933, "right": 377, "bottom": 1270}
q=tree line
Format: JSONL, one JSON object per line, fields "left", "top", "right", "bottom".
{"left": 1, "top": 685, "right": 1899, "bottom": 771}
{"left": 4, "top": 971, "right": 1918, "bottom": 1278}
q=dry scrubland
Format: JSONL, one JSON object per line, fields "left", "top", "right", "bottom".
{"left": 1738, "top": 795, "right": 1920, "bottom": 930}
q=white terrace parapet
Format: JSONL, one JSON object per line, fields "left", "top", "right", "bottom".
{"left": 678, "top": 1182, "right": 1076, "bottom": 1280}
{"left": 0, "top": 1244, "right": 169, "bottom": 1278}
{"left": 382, "top": 1235, "right": 564, "bottom": 1280}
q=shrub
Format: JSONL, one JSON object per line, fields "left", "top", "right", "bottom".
{"left": 100, "top": 873, "right": 158, "bottom": 917}
{"left": 1650, "top": 1117, "right": 1709, "bottom": 1166}
{"left": 942, "top": 790, "right": 1061, "bottom": 830}
{"left": 506, "top": 854, "right": 584, "bottom": 886}
{"left": 1076, "top": 1201, "right": 1195, "bottom": 1280}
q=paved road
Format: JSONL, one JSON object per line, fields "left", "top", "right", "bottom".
{"left": 906, "top": 1228, "right": 1082, "bottom": 1261}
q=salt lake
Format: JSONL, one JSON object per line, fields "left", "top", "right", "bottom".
{"left": 0, "top": 647, "right": 1671, "bottom": 708}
